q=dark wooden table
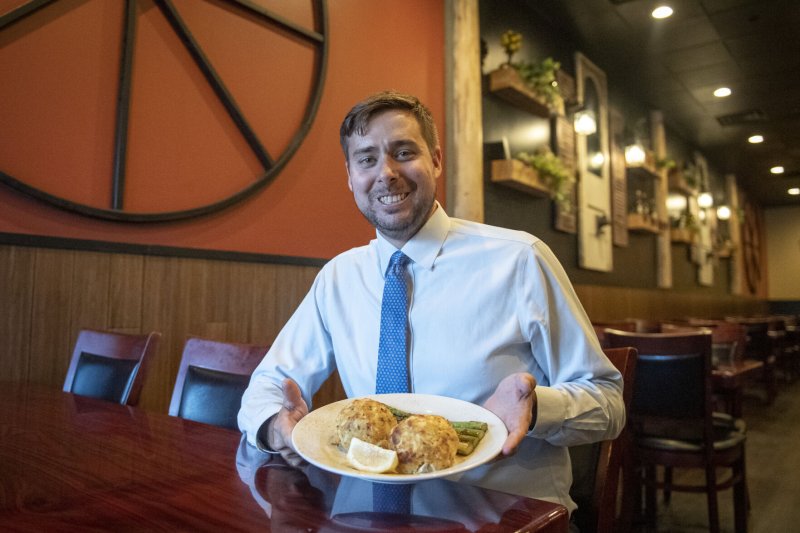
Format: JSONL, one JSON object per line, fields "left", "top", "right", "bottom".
{"left": 0, "top": 384, "right": 569, "bottom": 532}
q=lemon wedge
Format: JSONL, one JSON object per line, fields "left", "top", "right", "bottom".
{"left": 346, "top": 437, "right": 398, "bottom": 473}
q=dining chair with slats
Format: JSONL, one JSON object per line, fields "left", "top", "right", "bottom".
{"left": 169, "top": 336, "right": 269, "bottom": 430}
{"left": 569, "top": 346, "right": 638, "bottom": 533}
{"left": 604, "top": 328, "right": 748, "bottom": 533}
{"left": 63, "top": 328, "right": 161, "bottom": 406}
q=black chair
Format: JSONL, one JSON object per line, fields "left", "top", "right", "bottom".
{"left": 63, "top": 328, "right": 161, "bottom": 406}
{"left": 169, "top": 336, "right": 269, "bottom": 430}
{"left": 605, "top": 329, "right": 747, "bottom": 533}
{"left": 569, "top": 346, "right": 637, "bottom": 533}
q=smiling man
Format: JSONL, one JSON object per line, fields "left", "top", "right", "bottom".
{"left": 239, "top": 91, "right": 624, "bottom": 515}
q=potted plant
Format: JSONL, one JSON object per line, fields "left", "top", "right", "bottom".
{"left": 516, "top": 148, "right": 575, "bottom": 212}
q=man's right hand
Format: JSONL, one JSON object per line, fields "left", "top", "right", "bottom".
{"left": 267, "top": 378, "right": 309, "bottom": 466}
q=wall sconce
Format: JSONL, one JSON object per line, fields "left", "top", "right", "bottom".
{"left": 716, "top": 205, "right": 731, "bottom": 220}
{"left": 590, "top": 151, "right": 605, "bottom": 170}
{"left": 573, "top": 109, "right": 597, "bottom": 135}
{"left": 697, "top": 192, "right": 714, "bottom": 208}
{"left": 625, "top": 143, "right": 646, "bottom": 165}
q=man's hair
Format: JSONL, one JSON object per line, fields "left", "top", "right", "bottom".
{"left": 339, "top": 91, "right": 439, "bottom": 159}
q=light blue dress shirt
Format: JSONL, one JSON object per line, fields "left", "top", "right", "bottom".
{"left": 239, "top": 204, "right": 624, "bottom": 513}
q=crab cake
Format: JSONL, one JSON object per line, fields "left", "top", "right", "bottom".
{"left": 335, "top": 398, "right": 397, "bottom": 450}
{"left": 390, "top": 414, "right": 459, "bottom": 474}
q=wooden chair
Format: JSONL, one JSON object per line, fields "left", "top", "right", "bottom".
{"left": 63, "top": 328, "right": 161, "bottom": 406}
{"left": 726, "top": 317, "right": 776, "bottom": 404}
{"left": 569, "top": 346, "right": 637, "bottom": 533}
{"left": 592, "top": 320, "right": 636, "bottom": 348}
{"left": 604, "top": 329, "right": 747, "bottom": 533}
{"left": 169, "top": 337, "right": 269, "bottom": 430}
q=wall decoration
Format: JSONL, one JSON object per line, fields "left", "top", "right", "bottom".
{"left": 574, "top": 52, "right": 612, "bottom": 272}
{"left": 0, "top": 0, "right": 328, "bottom": 222}
{"left": 552, "top": 114, "right": 577, "bottom": 233}
{"left": 609, "top": 107, "right": 628, "bottom": 246}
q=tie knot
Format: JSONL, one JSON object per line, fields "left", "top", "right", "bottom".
{"left": 387, "top": 251, "right": 409, "bottom": 275}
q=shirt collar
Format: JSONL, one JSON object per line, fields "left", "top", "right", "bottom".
{"left": 375, "top": 202, "right": 450, "bottom": 274}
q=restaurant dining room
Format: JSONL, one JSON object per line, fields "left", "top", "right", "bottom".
{"left": 2, "top": 1, "right": 799, "bottom": 532}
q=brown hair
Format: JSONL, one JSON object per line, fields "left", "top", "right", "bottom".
{"left": 339, "top": 91, "right": 439, "bottom": 159}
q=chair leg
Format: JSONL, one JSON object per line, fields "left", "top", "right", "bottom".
{"left": 644, "top": 465, "right": 657, "bottom": 526}
{"left": 734, "top": 457, "right": 748, "bottom": 533}
{"left": 663, "top": 466, "right": 672, "bottom": 503}
{"left": 705, "top": 463, "right": 720, "bottom": 533}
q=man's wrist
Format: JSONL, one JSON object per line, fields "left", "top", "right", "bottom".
{"left": 256, "top": 415, "right": 278, "bottom": 452}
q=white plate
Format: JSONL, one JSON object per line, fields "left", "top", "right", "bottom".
{"left": 291, "top": 393, "right": 507, "bottom": 484}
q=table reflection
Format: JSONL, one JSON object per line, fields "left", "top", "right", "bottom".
{"left": 236, "top": 438, "right": 548, "bottom": 532}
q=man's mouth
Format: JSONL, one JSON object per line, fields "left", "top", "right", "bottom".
{"left": 378, "top": 193, "right": 408, "bottom": 205}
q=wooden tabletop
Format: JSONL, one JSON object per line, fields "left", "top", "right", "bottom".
{"left": 0, "top": 384, "right": 568, "bottom": 532}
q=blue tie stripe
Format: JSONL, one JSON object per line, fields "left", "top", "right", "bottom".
{"left": 375, "top": 251, "right": 410, "bottom": 394}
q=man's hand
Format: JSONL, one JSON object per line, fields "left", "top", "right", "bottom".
{"left": 268, "top": 378, "right": 309, "bottom": 466}
{"left": 483, "top": 372, "right": 537, "bottom": 455}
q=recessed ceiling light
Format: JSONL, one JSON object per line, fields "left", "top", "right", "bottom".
{"left": 748, "top": 135, "right": 764, "bottom": 144}
{"left": 789, "top": 187, "right": 800, "bottom": 196}
{"left": 652, "top": 5, "right": 673, "bottom": 19}
{"left": 771, "top": 166, "right": 785, "bottom": 174}
{"left": 713, "top": 87, "right": 732, "bottom": 98}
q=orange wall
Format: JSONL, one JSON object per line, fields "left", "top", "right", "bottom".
{"left": 0, "top": 0, "right": 446, "bottom": 260}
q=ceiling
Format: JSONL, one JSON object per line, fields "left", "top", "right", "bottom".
{"left": 528, "top": 0, "right": 800, "bottom": 207}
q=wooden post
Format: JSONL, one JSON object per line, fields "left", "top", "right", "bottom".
{"left": 650, "top": 110, "right": 672, "bottom": 288}
{"left": 445, "top": 0, "right": 484, "bottom": 222}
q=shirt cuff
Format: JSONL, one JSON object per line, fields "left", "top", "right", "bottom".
{"left": 255, "top": 415, "right": 280, "bottom": 454}
{"left": 528, "top": 385, "right": 566, "bottom": 438}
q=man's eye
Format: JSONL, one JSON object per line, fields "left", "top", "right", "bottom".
{"left": 358, "top": 156, "right": 376, "bottom": 166}
{"left": 396, "top": 150, "right": 414, "bottom": 160}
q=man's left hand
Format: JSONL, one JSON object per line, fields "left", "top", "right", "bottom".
{"left": 483, "top": 372, "right": 537, "bottom": 455}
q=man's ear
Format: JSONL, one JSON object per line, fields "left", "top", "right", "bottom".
{"left": 345, "top": 161, "right": 353, "bottom": 192}
{"left": 431, "top": 146, "right": 443, "bottom": 178}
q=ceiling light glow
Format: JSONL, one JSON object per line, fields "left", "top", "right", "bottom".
{"left": 716, "top": 206, "right": 731, "bottom": 220}
{"left": 771, "top": 166, "right": 785, "bottom": 175}
{"left": 789, "top": 188, "right": 800, "bottom": 196}
{"left": 651, "top": 5, "right": 673, "bottom": 19}
{"left": 713, "top": 87, "right": 732, "bottom": 98}
{"left": 698, "top": 192, "right": 714, "bottom": 208}
{"left": 748, "top": 135, "right": 764, "bottom": 144}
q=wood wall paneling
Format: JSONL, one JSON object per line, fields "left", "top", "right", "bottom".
{"left": 1, "top": 244, "right": 769, "bottom": 416}
{"left": 0, "top": 246, "right": 35, "bottom": 382}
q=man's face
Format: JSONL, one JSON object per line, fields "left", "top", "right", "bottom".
{"left": 345, "top": 110, "right": 442, "bottom": 247}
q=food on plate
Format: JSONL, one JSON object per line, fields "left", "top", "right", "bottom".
{"left": 334, "top": 398, "right": 397, "bottom": 450}
{"left": 390, "top": 414, "right": 460, "bottom": 474}
{"left": 388, "top": 405, "right": 489, "bottom": 456}
{"left": 346, "top": 437, "right": 399, "bottom": 473}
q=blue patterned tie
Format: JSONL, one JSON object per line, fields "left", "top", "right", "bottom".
{"left": 375, "top": 251, "right": 411, "bottom": 394}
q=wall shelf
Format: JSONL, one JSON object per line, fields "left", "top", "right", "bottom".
{"left": 490, "top": 159, "right": 551, "bottom": 197}
{"left": 668, "top": 169, "right": 698, "bottom": 196}
{"left": 488, "top": 67, "right": 554, "bottom": 118}
{"left": 627, "top": 212, "right": 661, "bottom": 234}
{"left": 671, "top": 227, "right": 696, "bottom": 244}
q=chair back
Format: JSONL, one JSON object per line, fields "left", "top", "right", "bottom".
{"left": 169, "top": 337, "right": 269, "bottom": 429}
{"left": 569, "top": 346, "right": 637, "bottom": 533}
{"left": 605, "top": 329, "right": 713, "bottom": 438}
{"left": 709, "top": 321, "right": 747, "bottom": 366}
{"left": 726, "top": 318, "right": 770, "bottom": 362}
{"left": 63, "top": 329, "right": 161, "bottom": 406}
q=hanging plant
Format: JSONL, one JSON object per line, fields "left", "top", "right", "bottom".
{"left": 516, "top": 149, "right": 575, "bottom": 212}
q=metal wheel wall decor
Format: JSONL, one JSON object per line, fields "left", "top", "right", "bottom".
{"left": 0, "top": 0, "right": 328, "bottom": 222}
{"left": 741, "top": 201, "right": 762, "bottom": 295}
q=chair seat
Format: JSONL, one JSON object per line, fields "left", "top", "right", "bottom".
{"left": 640, "top": 425, "right": 745, "bottom": 452}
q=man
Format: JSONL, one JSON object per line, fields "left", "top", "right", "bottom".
{"left": 239, "top": 91, "right": 624, "bottom": 513}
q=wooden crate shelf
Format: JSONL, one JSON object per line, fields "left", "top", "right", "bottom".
{"left": 490, "top": 159, "right": 551, "bottom": 197}
{"left": 627, "top": 212, "right": 661, "bottom": 234}
{"left": 671, "top": 227, "right": 697, "bottom": 244}
{"left": 488, "top": 67, "right": 559, "bottom": 117}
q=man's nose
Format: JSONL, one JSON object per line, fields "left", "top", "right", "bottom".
{"left": 379, "top": 157, "right": 399, "bottom": 181}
